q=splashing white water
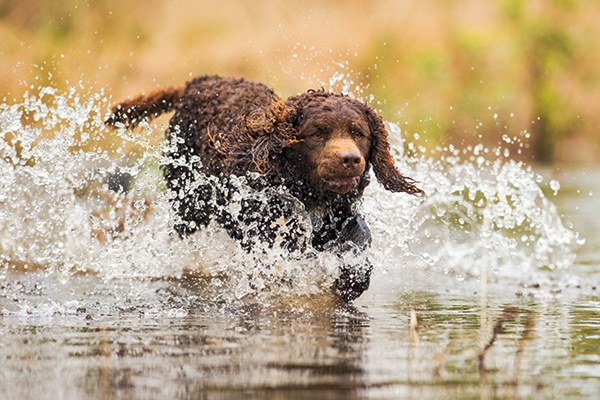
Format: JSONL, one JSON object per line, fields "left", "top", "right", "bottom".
{"left": 0, "top": 85, "right": 578, "bottom": 307}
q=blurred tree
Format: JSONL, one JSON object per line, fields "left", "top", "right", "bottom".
{"left": 503, "top": 0, "right": 576, "bottom": 163}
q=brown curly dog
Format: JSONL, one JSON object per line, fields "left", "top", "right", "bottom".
{"left": 106, "top": 75, "right": 423, "bottom": 302}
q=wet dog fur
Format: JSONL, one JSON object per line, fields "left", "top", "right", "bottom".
{"left": 106, "top": 75, "right": 423, "bottom": 302}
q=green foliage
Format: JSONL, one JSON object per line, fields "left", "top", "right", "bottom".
{"left": 502, "top": 0, "right": 577, "bottom": 162}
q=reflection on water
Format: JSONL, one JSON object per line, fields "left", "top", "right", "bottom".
{"left": 0, "top": 87, "right": 599, "bottom": 398}
{"left": 1, "top": 273, "right": 370, "bottom": 399}
{"left": 1, "top": 249, "right": 598, "bottom": 399}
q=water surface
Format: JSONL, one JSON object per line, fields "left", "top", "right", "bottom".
{"left": 0, "top": 88, "right": 598, "bottom": 399}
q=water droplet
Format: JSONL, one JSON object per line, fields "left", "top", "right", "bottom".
{"left": 549, "top": 179, "right": 561, "bottom": 195}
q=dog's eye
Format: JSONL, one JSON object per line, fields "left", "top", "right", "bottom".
{"left": 351, "top": 129, "right": 364, "bottom": 138}
{"left": 311, "top": 130, "right": 325, "bottom": 139}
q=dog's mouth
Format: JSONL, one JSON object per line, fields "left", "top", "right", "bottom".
{"left": 323, "top": 175, "right": 361, "bottom": 193}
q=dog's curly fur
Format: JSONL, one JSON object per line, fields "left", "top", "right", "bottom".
{"left": 106, "top": 75, "right": 423, "bottom": 302}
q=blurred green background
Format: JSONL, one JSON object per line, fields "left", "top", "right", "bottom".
{"left": 1, "top": 0, "right": 599, "bottom": 164}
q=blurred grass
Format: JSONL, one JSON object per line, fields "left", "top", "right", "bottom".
{"left": 1, "top": 0, "right": 599, "bottom": 164}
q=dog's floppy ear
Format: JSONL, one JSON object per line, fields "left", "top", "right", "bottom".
{"left": 229, "top": 96, "right": 298, "bottom": 173}
{"left": 363, "top": 105, "right": 424, "bottom": 195}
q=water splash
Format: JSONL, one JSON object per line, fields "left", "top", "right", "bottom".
{"left": 370, "top": 123, "right": 578, "bottom": 283}
{"left": 0, "top": 85, "right": 578, "bottom": 313}
{"left": 365, "top": 140, "right": 577, "bottom": 281}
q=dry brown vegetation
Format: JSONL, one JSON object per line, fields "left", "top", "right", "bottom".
{"left": 1, "top": 0, "right": 599, "bottom": 164}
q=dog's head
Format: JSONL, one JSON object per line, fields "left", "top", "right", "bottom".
{"left": 284, "top": 90, "right": 424, "bottom": 197}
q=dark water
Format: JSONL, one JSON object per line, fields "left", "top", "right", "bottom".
{"left": 1, "top": 88, "right": 599, "bottom": 399}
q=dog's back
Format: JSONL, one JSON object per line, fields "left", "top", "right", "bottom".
{"left": 165, "top": 75, "right": 283, "bottom": 176}
{"left": 107, "top": 75, "right": 281, "bottom": 174}
{"left": 106, "top": 75, "right": 296, "bottom": 237}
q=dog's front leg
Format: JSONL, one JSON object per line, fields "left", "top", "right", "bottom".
{"left": 335, "top": 215, "right": 373, "bottom": 302}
